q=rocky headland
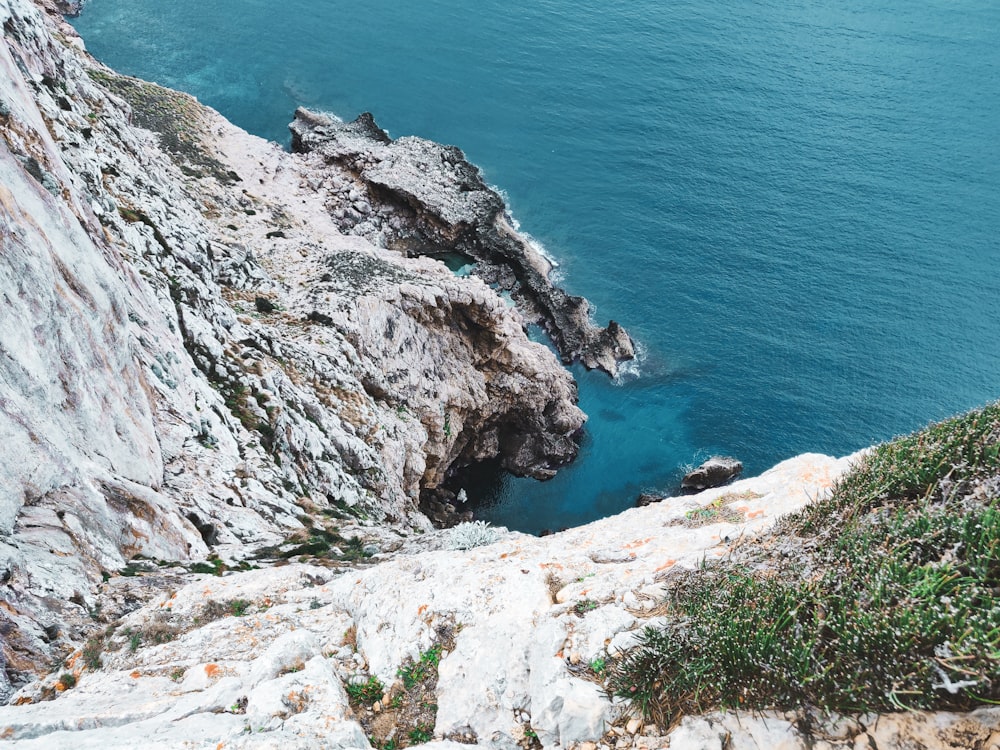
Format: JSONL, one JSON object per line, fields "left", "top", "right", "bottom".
{"left": 1, "top": 1, "right": 998, "bottom": 748}
{"left": 288, "top": 108, "right": 634, "bottom": 376}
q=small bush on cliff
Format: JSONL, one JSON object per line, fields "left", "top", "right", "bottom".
{"left": 345, "top": 675, "right": 384, "bottom": 705}
{"left": 445, "top": 521, "right": 503, "bottom": 550}
{"left": 610, "top": 402, "right": 1000, "bottom": 726}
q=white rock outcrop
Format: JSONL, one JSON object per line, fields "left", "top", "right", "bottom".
{"left": 3, "top": 2, "right": 1000, "bottom": 749}
{"left": 0, "top": 0, "right": 582, "bottom": 684}
{"left": 3, "top": 451, "right": 998, "bottom": 749}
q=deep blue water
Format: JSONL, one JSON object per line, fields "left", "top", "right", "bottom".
{"left": 73, "top": 0, "right": 1000, "bottom": 534}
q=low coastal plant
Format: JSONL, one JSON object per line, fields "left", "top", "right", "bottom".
{"left": 610, "top": 402, "right": 1000, "bottom": 725}
{"left": 445, "top": 520, "right": 503, "bottom": 550}
{"left": 408, "top": 725, "right": 433, "bottom": 744}
{"left": 397, "top": 644, "right": 444, "bottom": 689}
{"left": 345, "top": 675, "right": 384, "bottom": 705}
{"left": 81, "top": 636, "right": 104, "bottom": 670}
{"left": 351, "top": 629, "right": 453, "bottom": 748}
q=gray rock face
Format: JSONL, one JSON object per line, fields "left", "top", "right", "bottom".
{"left": 290, "top": 109, "right": 636, "bottom": 376}
{"left": 0, "top": 0, "right": 584, "bottom": 686}
{"left": 681, "top": 456, "right": 744, "bottom": 491}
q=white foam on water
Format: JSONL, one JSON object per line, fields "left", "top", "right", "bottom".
{"left": 614, "top": 339, "right": 647, "bottom": 385}
{"left": 492, "top": 185, "right": 561, "bottom": 273}
{"left": 311, "top": 109, "right": 344, "bottom": 123}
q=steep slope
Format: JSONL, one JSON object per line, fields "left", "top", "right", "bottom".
{"left": 1, "top": 0, "right": 584, "bottom": 690}
{"left": 3, "top": 3, "right": 999, "bottom": 750}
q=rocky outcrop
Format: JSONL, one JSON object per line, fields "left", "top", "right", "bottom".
{"left": 289, "top": 109, "right": 636, "bottom": 376}
{"left": 6, "top": 446, "right": 998, "bottom": 749}
{"left": 0, "top": 0, "right": 585, "bottom": 688}
{"left": 6, "top": 3, "right": 998, "bottom": 748}
{"left": 0, "top": 452, "right": 861, "bottom": 748}
{"left": 681, "top": 456, "right": 743, "bottom": 490}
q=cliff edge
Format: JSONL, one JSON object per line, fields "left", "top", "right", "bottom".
{"left": 1, "top": 2, "right": 999, "bottom": 749}
{"left": 1, "top": 0, "right": 584, "bottom": 687}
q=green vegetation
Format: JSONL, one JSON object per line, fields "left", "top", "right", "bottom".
{"left": 407, "top": 725, "right": 433, "bottom": 744}
{"left": 610, "top": 403, "right": 1000, "bottom": 726}
{"left": 87, "top": 68, "right": 238, "bottom": 182}
{"left": 345, "top": 675, "right": 385, "bottom": 705}
{"left": 81, "top": 636, "right": 104, "bottom": 670}
{"left": 228, "top": 599, "right": 251, "bottom": 617}
{"left": 348, "top": 632, "right": 453, "bottom": 748}
{"left": 59, "top": 672, "right": 77, "bottom": 689}
{"left": 397, "top": 644, "right": 443, "bottom": 689}
{"left": 189, "top": 557, "right": 227, "bottom": 576}
{"left": 253, "top": 522, "right": 373, "bottom": 565}
{"left": 573, "top": 599, "right": 598, "bottom": 616}
{"left": 680, "top": 495, "right": 745, "bottom": 526}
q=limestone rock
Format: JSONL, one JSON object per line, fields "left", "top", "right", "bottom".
{"left": 0, "top": 0, "right": 585, "bottom": 681}
{"left": 289, "top": 108, "right": 635, "bottom": 376}
{"left": 681, "top": 456, "right": 743, "bottom": 491}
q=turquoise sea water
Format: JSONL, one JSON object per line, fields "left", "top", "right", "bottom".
{"left": 73, "top": 0, "right": 1000, "bottom": 533}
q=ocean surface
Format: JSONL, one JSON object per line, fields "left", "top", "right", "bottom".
{"left": 73, "top": 0, "right": 1000, "bottom": 534}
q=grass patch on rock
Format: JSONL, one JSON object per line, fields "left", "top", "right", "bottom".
{"left": 252, "top": 520, "right": 374, "bottom": 566}
{"left": 610, "top": 402, "right": 1000, "bottom": 726}
{"left": 87, "top": 68, "right": 238, "bottom": 183}
{"left": 347, "top": 625, "right": 464, "bottom": 749}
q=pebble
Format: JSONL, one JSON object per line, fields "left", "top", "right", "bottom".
{"left": 625, "top": 718, "right": 642, "bottom": 735}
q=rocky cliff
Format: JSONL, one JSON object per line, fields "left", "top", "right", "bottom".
{"left": 1, "top": 2, "right": 999, "bottom": 749}
{"left": 0, "top": 0, "right": 590, "bottom": 690}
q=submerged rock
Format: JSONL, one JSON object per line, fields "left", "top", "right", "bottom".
{"left": 681, "top": 456, "right": 744, "bottom": 491}
{"left": 290, "top": 108, "right": 636, "bottom": 376}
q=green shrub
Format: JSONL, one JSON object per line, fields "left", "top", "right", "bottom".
{"left": 408, "top": 725, "right": 433, "bottom": 744}
{"left": 345, "top": 675, "right": 384, "bottom": 705}
{"left": 610, "top": 403, "right": 1000, "bottom": 726}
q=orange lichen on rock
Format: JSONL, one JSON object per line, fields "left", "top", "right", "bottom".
{"left": 623, "top": 538, "right": 653, "bottom": 550}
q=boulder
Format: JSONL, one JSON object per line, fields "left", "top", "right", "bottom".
{"left": 682, "top": 457, "right": 743, "bottom": 491}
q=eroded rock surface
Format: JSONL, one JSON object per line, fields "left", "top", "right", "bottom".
{"left": 5, "top": 451, "right": 997, "bottom": 750}
{"left": 289, "top": 108, "right": 635, "bottom": 376}
{"left": 0, "top": 0, "right": 582, "bottom": 687}
{"left": 1, "top": 452, "right": 860, "bottom": 748}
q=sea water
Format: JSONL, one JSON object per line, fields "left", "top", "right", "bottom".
{"left": 73, "top": 0, "right": 1000, "bottom": 533}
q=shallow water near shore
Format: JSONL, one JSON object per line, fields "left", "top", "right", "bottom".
{"left": 73, "top": 0, "right": 1000, "bottom": 534}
